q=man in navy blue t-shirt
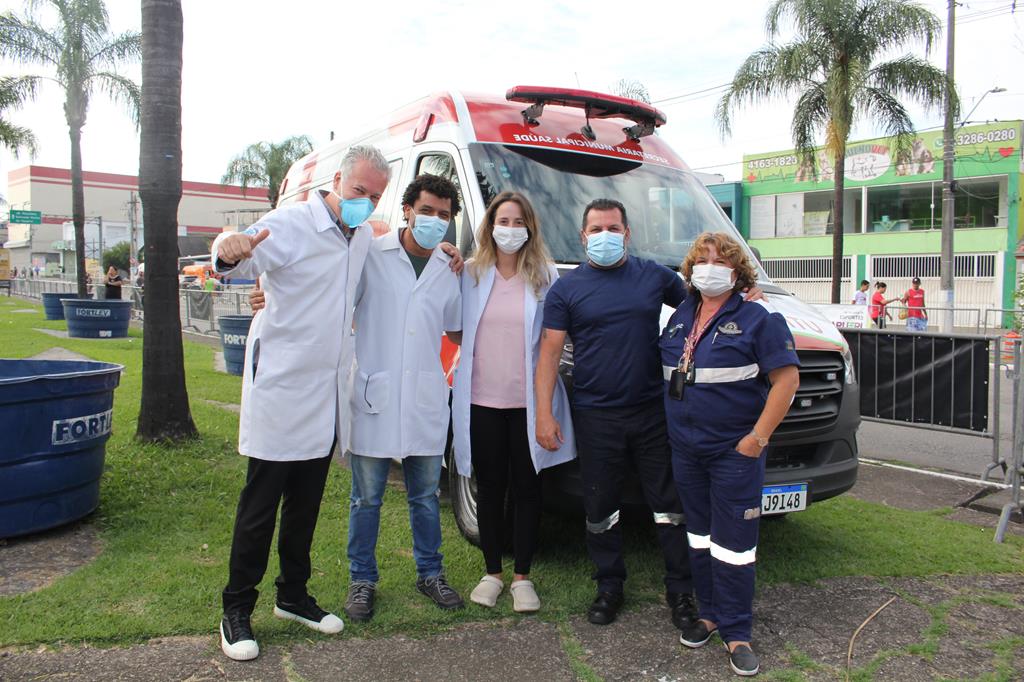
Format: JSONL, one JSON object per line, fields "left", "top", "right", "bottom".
{"left": 535, "top": 198, "right": 695, "bottom": 629}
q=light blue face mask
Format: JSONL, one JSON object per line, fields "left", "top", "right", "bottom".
{"left": 332, "top": 191, "right": 374, "bottom": 227}
{"left": 585, "top": 231, "right": 625, "bottom": 267}
{"left": 411, "top": 214, "right": 448, "bottom": 250}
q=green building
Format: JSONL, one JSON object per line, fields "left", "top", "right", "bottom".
{"left": 726, "top": 121, "right": 1021, "bottom": 327}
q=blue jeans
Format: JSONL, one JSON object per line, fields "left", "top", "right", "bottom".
{"left": 347, "top": 454, "right": 444, "bottom": 583}
{"left": 906, "top": 316, "right": 927, "bottom": 332}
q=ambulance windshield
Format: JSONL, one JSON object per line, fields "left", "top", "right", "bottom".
{"left": 468, "top": 143, "right": 767, "bottom": 278}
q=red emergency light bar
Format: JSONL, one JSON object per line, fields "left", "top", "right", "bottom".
{"left": 505, "top": 85, "right": 668, "bottom": 140}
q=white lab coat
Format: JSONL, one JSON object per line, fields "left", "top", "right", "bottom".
{"left": 349, "top": 230, "right": 462, "bottom": 459}
{"left": 452, "top": 262, "right": 576, "bottom": 477}
{"left": 211, "top": 196, "right": 371, "bottom": 461}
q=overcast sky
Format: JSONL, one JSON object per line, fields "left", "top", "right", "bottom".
{"left": 1, "top": 0, "right": 1022, "bottom": 198}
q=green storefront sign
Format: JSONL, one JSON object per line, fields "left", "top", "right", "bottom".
{"left": 743, "top": 121, "right": 1022, "bottom": 196}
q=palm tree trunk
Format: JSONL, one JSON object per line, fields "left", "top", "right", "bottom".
{"left": 136, "top": 0, "right": 197, "bottom": 442}
{"left": 830, "top": 146, "right": 846, "bottom": 304}
{"left": 69, "top": 123, "right": 88, "bottom": 298}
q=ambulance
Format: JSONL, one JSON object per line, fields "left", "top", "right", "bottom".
{"left": 278, "top": 86, "right": 861, "bottom": 544}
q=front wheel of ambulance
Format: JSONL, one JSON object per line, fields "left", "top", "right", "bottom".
{"left": 448, "top": 445, "right": 482, "bottom": 547}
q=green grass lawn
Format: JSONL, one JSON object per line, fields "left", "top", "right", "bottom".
{"left": 0, "top": 298, "right": 1021, "bottom": 648}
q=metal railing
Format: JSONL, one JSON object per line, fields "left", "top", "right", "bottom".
{"left": 982, "top": 308, "right": 1024, "bottom": 333}
{"left": 996, "top": 338, "right": 1023, "bottom": 543}
{"left": 8, "top": 276, "right": 254, "bottom": 337}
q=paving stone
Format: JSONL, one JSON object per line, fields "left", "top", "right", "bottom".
{"left": 0, "top": 520, "right": 101, "bottom": 596}
{"left": 286, "top": 619, "right": 573, "bottom": 682}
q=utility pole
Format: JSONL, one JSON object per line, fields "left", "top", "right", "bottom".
{"left": 128, "top": 192, "right": 140, "bottom": 282}
{"left": 97, "top": 215, "right": 105, "bottom": 271}
{"left": 939, "top": 0, "right": 956, "bottom": 332}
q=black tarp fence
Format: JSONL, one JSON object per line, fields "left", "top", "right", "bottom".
{"left": 841, "top": 329, "right": 992, "bottom": 433}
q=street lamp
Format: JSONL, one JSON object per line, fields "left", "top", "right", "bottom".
{"left": 959, "top": 86, "right": 1006, "bottom": 128}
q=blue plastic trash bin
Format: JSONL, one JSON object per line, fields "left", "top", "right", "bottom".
{"left": 218, "top": 315, "right": 253, "bottom": 376}
{"left": 62, "top": 299, "right": 132, "bottom": 338}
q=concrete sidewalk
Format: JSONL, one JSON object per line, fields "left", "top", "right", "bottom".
{"left": 1, "top": 463, "right": 1021, "bottom": 681}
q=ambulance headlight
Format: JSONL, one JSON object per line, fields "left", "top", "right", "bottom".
{"left": 841, "top": 345, "right": 857, "bottom": 385}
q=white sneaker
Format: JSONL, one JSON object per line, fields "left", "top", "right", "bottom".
{"left": 273, "top": 596, "right": 344, "bottom": 634}
{"left": 470, "top": 575, "right": 504, "bottom": 607}
{"left": 510, "top": 579, "right": 540, "bottom": 613}
{"left": 220, "top": 614, "right": 259, "bottom": 661}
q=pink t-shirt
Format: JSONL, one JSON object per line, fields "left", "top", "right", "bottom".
{"left": 471, "top": 272, "right": 527, "bottom": 409}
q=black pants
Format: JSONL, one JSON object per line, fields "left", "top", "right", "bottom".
{"left": 470, "top": 405, "right": 542, "bottom": 575}
{"left": 574, "top": 399, "right": 692, "bottom": 595}
{"left": 222, "top": 452, "right": 333, "bottom": 614}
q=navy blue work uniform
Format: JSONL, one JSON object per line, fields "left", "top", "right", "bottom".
{"left": 660, "top": 291, "right": 798, "bottom": 644}
{"left": 545, "top": 256, "right": 692, "bottom": 596}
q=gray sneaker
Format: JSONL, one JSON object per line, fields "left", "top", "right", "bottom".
{"left": 416, "top": 573, "right": 464, "bottom": 610}
{"left": 344, "top": 581, "right": 376, "bottom": 622}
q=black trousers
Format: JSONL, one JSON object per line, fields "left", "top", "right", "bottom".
{"left": 573, "top": 399, "right": 692, "bottom": 595}
{"left": 222, "top": 452, "right": 333, "bottom": 614}
{"left": 470, "top": 405, "right": 542, "bottom": 575}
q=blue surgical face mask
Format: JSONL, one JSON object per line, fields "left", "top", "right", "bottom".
{"left": 332, "top": 191, "right": 374, "bottom": 227}
{"left": 585, "top": 231, "right": 625, "bottom": 267}
{"left": 411, "top": 214, "right": 448, "bottom": 250}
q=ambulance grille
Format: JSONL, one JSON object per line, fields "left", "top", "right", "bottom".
{"left": 775, "top": 350, "right": 844, "bottom": 435}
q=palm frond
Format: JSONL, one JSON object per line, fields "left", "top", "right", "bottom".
{"left": 0, "top": 75, "right": 41, "bottom": 108}
{"left": 0, "top": 13, "right": 62, "bottom": 66}
{"left": 715, "top": 40, "right": 823, "bottom": 137}
{"left": 90, "top": 30, "right": 141, "bottom": 68}
{"left": 791, "top": 83, "right": 829, "bottom": 161}
{"left": 90, "top": 71, "right": 141, "bottom": 127}
{"left": 858, "top": 0, "right": 942, "bottom": 55}
{"left": 856, "top": 86, "right": 915, "bottom": 160}
{"left": 867, "top": 56, "right": 950, "bottom": 115}
{"left": 0, "top": 118, "right": 38, "bottom": 157}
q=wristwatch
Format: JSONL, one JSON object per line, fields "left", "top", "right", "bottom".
{"left": 750, "top": 430, "right": 770, "bottom": 447}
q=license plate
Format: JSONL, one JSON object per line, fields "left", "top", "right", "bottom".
{"left": 761, "top": 483, "right": 808, "bottom": 515}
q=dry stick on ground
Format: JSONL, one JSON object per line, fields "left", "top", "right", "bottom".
{"left": 846, "top": 596, "right": 898, "bottom": 678}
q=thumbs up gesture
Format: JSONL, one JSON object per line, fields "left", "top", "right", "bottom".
{"left": 218, "top": 229, "right": 269, "bottom": 265}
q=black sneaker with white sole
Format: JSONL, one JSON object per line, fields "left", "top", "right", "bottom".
{"left": 344, "top": 580, "right": 377, "bottom": 622}
{"left": 727, "top": 643, "right": 760, "bottom": 677}
{"left": 220, "top": 611, "right": 259, "bottom": 661}
{"left": 273, "top": 595, "right": 344, "bottom": 634}
{"left": 416, "top": 573, "right": 464, "bottom": 610}
{"left": 679, "top": 620, "right": 717, "bottom": 648}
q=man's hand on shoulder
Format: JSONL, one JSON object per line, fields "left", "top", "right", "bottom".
{"left": 742, "top": 285, "right": 767, "bottom": 302}
{"left": 439, "top": 242, "right": 464, "bottom": 274}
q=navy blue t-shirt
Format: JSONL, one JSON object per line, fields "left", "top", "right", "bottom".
{"left": 544, "top": 257, "right": 686, "bottom": 409}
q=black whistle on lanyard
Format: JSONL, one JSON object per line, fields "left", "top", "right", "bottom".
{"left": 668, "top": 365, "right": 696, "bottom": 400}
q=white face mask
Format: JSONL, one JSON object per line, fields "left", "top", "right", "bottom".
{"left": 492, "top": 226, "right": 529, "bottom": 254}
{"left": 690, "top": 263, "right": 735, "bottom": 297}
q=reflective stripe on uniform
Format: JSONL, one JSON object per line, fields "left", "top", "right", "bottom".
{"left": 653, "top": 511, "right": 684, "bottom": 526}
{"left": 710, "top": 541, "right": 757, "bottom": 565}
{"left": 662, "top": 363, "right": 759, "bottom": 383}
{"left": 586, "top": 509, "right": 620, "bottom": 534}
{"left": 687, "top": 532, "right": 711, "bottom": 549}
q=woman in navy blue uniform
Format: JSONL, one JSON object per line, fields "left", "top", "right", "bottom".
{"left": 661, "top": 232, "right": 800, "bottom": 677}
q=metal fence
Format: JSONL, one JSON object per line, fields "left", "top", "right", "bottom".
{"left": 8, "top": 277, "right": 253, "bottom": 337}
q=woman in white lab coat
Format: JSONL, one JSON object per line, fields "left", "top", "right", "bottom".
{"left": 452, "top": 191, "right": 575, "bottom": 613}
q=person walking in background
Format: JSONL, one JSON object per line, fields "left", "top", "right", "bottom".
{"left": 662, "top": 232, "right": 800, "bottom": 677}
{"left": 869, "top": 282, "right": 893, "bottom": 329}
{"left": 901, "top": 277, "right": 928, "bottom": 332}
{"left": 852, "top": 280, "right": 869, "bottom": 306}
{"left": 452, "top": 192, "right": 575, "bottom": 614}
{"left": 104, "top": 265, "right": 124, "bottom": 300}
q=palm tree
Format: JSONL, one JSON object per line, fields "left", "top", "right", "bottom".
{"left": 716, "top": 0, "right": 953, "bottom": 303}
{"left": 136, "top": 0, "right": 196, "bottom": 442}
{"left": 0, "top": 75, "right": 38, "bottom": 156}
{"left": 611, "top": 78, "right": 651, "bottom": 104}
{"left": 222, "top": 135, "right": 314, "bottom": 209}
{"left": 0, "top": 0, "right": 140, "bottom": 298}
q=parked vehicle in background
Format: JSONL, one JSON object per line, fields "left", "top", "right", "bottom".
{"left": 277, "top": 86, "right": 861, "bottom": 545}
